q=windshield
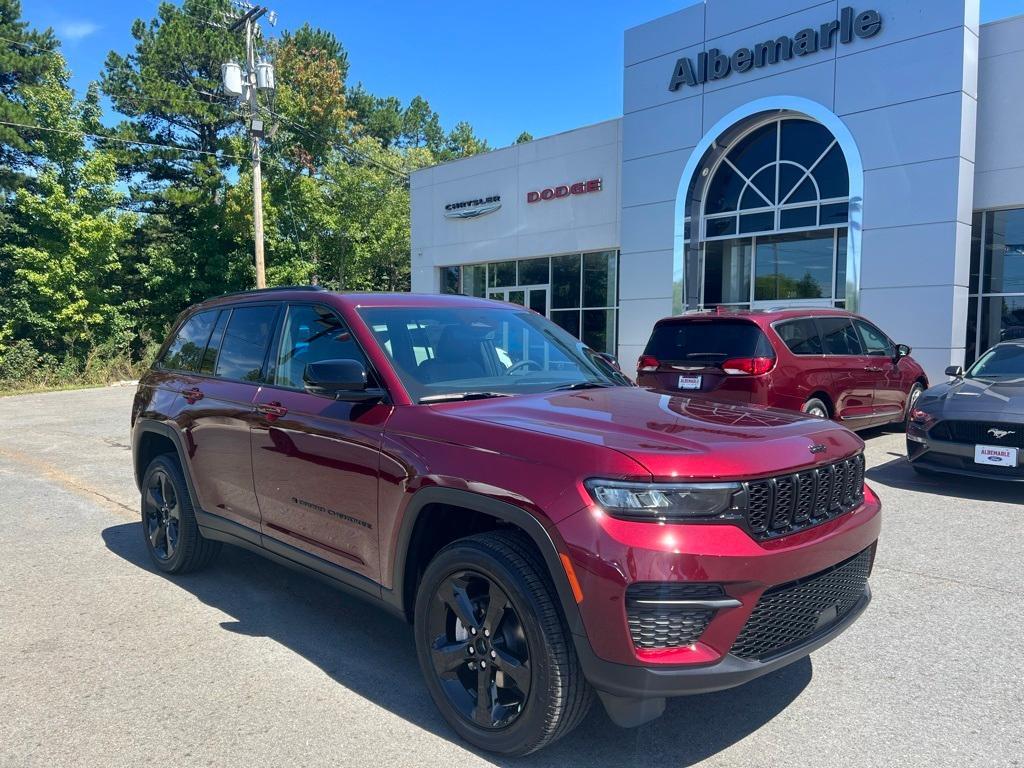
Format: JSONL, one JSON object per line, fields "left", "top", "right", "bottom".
{"left": 968, "top": 344, "right": 1024, "bottom": 380}
{"left": 643, "top": 319, "right": 773, "bottom": 364}
{"left": 358, "top": 305, "right": 629, "bottom": 402}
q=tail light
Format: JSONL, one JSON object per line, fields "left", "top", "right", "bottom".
{"left": 721, "top": 357, "right": 775, "bottom": 375}
{"left": 638, "top": 355, "right": 660, "bottom": 373}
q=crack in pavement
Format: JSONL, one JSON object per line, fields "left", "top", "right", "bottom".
{"left": 0, "top": 446, "right": 137, "bottom": 520}
{"left": 873, "top": 563, "right": 1021, "bottom": 598}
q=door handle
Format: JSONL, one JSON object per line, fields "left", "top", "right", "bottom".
{"left": 183, "top": 386, "right": 204, "bottom": 404}
{"left": 863, "top": 366, "right": 884, "bottom": 373}
{"left": 256, "top": 401, "right": 288, "bottom": 420}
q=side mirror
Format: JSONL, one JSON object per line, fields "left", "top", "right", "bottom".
{"left": 894, "top": 343, "right": 911, "bottom": 361}
{"left": 303, "top": 359, "right": 386, "bottom": 402}
{"left": 945, "top": 365, "right": 964, "bottom": 378}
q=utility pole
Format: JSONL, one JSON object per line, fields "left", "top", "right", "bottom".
{"left": 224, "top": 4, "right": 276, "bottom": 289}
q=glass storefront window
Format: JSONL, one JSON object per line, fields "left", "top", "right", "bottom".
{"left": 583, "top": 251, "right": 617, "bottom": 308}
{"left": 440, "top": 266, "right": 460, "bottom": 295}
{"left": 836, "top": 230, "right": 848, "bottom": 301}
{"left": 518, "top": 257, "right": 550, "bottom": 286}
{"left": 489, "top": 261, "right": 516, "bottom": 288}
{"left": 983, "top": 209, "right": 1024, "bottom": 294}
{"left": 550, "top": 309, "right": 580, "bottom": 338}
{"left": 463, "top": 264, "right": 486, "bottom": 298}
{"left": 583, "top": 309, "right": 616, "bottom": 354}
{"left": 980, "top": 296, "right": 1024, "bottom": 350}
{"left": 704, "top": 239, "right": 752, "bottom": 306}
{"left": 969, "top": 212, "right": 982, "bottom": 295}
{"left": 754, "top": 230, "right": 834, "bottom": 301}
{"left": 551, "top": 254, "right": 581, "bottom": 309}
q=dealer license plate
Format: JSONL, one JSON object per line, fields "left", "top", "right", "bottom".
{"left": 974, "top": 444, "right": 1019, "bottom": 467}
{"left": 678, "top": 375, "right": 702, "bottom": 390}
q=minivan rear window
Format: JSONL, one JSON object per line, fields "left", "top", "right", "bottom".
{"left": 643, "top": 320, "right": 774, "bottom": 363}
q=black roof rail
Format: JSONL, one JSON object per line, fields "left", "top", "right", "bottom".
{"left": 209, "top": 285, "right": 328, "bottom": 301}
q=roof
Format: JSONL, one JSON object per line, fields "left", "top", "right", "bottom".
{"left": 197, "top": 289, "right": 510, "bottom": 311}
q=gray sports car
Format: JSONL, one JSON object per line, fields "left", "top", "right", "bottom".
{"left": 907, "top": 341, "right": 1024, "bottom": 481}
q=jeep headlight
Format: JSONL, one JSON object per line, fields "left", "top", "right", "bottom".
{"left": 584, "top": 479, "right": 741, "bottom": 522}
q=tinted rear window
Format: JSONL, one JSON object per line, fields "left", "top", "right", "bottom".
{"left": 161, "top": 311, "right": 217, "bottom": 372}
{"left": 214, "top": 305, "right": 278, "bottom": 382}
{"left": 643, "top": 320, "right": 774, "bottom": 363}
{"left": 775, "top": 318, "right": 824, "bottom": 355}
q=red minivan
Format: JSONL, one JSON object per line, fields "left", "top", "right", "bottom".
{"left": 637, "top": 308, "right": 928, "bottom": 431}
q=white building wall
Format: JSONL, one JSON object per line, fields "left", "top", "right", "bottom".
{"left": 410, "top": 120, "right": 622, "bottom": 294}
{"left": 974, "top": 14, "right": 1024, "bottom": 210}
{"left": 620, "top": 0, "right": 981, "bottom": 382}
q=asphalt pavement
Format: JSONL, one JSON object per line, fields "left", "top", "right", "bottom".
{"left": 0, "top": 385, "right": 1021, "bottom": 767}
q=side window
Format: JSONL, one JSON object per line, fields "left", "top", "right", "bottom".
{"left": 273, "top": 304, "right": 371, "bottom": 390}
{"left": 855, "top": 320, "right": 894, "bottom": 357}
{"left": 161, "top": 311, "right": 217, "bottom": 372}
{"left": 200, "top": 310, "right": 230, "bottom": 374}
{"left": 816, "top": 317, "right": 863, "bottom": 356}
{"left": 776, "top": 319, "right": 823, "bottom": 355}
{"left": 214, "top": 305, "right": 278, "bottom": 382}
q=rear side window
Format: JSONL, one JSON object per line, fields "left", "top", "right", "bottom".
{"left": 775, "top": 319, "right": 823, "bottom": 355}
{"left": 643, "top": 320, "right": 774, "bottom": 363}
{"left": 161, "top": 311, "right": 217, "bottom": 372}
{"left": 200, "top": 310, "right": 230, "bottom": 374}
{"left": 214, "top": 305, "right": 278, "bottom": 382}
{"left": 854, "top": 320, "right": 894, "bottom": 357}
{"left": 816, "top": 317, "right": 863, "bottom": 356}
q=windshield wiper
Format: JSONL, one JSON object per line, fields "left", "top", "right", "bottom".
{"left": 419, "top": 391, "right": 513, "bottom": 404}
{"left": 549, "top": 381, "right": 618, "bottom": 392}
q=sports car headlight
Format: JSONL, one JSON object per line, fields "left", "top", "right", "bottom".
{"left": 584, "top": 479, "right": 741, "bottom": 522}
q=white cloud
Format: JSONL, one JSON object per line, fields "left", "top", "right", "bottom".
{"left": 55, "top": 20, "right": 101, "bottom": 41}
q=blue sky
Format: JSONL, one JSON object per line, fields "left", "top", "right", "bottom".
{"left": 22, "top": 0, "right": 1024, "bottom": 147}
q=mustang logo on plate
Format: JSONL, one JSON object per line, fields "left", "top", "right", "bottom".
{"left": 988, "top": 428, "right": 1016, "bottom": 440}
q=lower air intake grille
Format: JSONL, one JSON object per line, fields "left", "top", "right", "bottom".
{"left": 626, "top": 583, "right": 724, "bottom": 650}
{"left": 730, "top": 546, "right": 874, "bottom": 661}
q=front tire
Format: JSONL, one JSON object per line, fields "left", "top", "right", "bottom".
{"left": 413, "top": 530, "right": 592, "bottom": 756}
{"left": 902, "top": 383, "right": 925, "bottom": 430}
{"left": 141, "top": 453, "right": 220, "bottom": 574}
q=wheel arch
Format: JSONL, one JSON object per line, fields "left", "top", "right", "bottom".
{"left": 805, "top": 391, "right": 834, "bottom": 417}
{"left": 388, "top": 487, "right": 585, "bottom": 638}
{"left": 133, "top": 420, "right": 200, "bottom": 509}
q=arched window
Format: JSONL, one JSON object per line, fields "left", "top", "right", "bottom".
{"left": 702, "top": 117, "right": 849, "bottom": 239}
{"left": 694, "top": 116, "right": 850, "bottom": 309}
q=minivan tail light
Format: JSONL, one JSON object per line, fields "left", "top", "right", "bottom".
{"left": 638, "top": 355, "right": 660, "bottom": 373}
{"left": 721, "top": 356, "right": 775, "bottom": 375}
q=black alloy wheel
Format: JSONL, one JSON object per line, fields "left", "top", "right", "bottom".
{"left": 140, "top": 453, "right": 220, "bottom": 574}
{"left": 145, "top": 467, "right": 181, "bottom": 561}
{"left": 426, "top": 570, "right": 532, "bottom": 729}
{"left": 414, "top": 531, "right": 592, "bottom": 756}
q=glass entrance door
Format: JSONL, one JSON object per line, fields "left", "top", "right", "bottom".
{"left": 488, "top": 285, "right": 550, "bottom": 316}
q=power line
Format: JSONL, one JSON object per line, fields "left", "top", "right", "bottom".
{"left": 0, "top": 118, "right": 242, "bottom": 160}
{"left": 0, "top": 34, "right": 58, "bottom": 55}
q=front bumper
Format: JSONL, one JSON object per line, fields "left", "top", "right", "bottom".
{"left": 556, "top": 485, "right": 882, "bottom": 684}
{"left": 907, "top": 433, "right": 1024, "bottom": 482}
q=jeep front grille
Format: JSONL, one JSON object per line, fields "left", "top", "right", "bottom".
{"left": 742, "top": 453, "right": 865, "bottom": 541}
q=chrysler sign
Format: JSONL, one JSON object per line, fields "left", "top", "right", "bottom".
{"left": 444, "top": 195, "right": 501, "bottom": 219}
{"left": 669, "top": 7, "right": 882, "bottom": 91}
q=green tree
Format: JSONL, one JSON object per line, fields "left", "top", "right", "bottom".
{"left": 514, "top": 130, "right": 533, "bottom": 145}
{"left": 443, "top": 120, "right": 489, "bottom": 160}
{"left": 0, "top": 0, "right": 57, "bottom": 192}
{"left": 0, "top": 57, "right": 135, "bottom": 367}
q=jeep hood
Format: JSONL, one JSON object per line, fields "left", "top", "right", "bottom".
{"left": 441, "top": 387, "right": 864, "bottom": 480}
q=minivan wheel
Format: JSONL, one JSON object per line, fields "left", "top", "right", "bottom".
{"left": 802, "top": 398, "right": 830, "bottom": 419}
{"left": 141, "top": 454, "right": 220, "bottom": 574}
{"left": 414, "top": 530, "right": 592, "bottom": 756}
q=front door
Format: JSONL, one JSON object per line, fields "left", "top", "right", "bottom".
{"left": 854, "top": 319, "right": 906, "bottom": 419}
{"left": 250, "top": 303, "right": 391, "bottom": 582}
{"left": 815, "top": 316, "right": 877, "bottom": 423}
{"left": 488, "top": 284, "right": 549, "bottom": 316}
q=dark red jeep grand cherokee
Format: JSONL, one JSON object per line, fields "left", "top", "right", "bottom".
{"left": 131, "top": 287, "right": 880, "bottom": 755}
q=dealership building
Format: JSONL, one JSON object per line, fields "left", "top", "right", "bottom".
{"left": 410, "top": 0, "right": 1024, "bottom": 382}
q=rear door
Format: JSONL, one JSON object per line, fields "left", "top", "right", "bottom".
{"left": 638, "top": 319, "right": 774, "bottom": 402}
{"left": 771, "top": 318, "right": 833, "bottom": 413}
{"left": 854, "top": 319, "right": 906, "bottom": 419}
{"left": 814, "top": 316, "right": 877, "bottom": 423}
{"left": 179, "top": 303, "right": 280, "bottom": 532}
{"left": 250, "top": 302, "right": 392, "bottom": 581}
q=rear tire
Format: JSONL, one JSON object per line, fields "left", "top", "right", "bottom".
{"left": 413, "top": 530, "right": 592, "bottom": 756}
{"left": 140, "top": 453, "right": 220, "bottom": 574}
{"left": 802, "top": 397, "right": 830, "bottom": 419}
